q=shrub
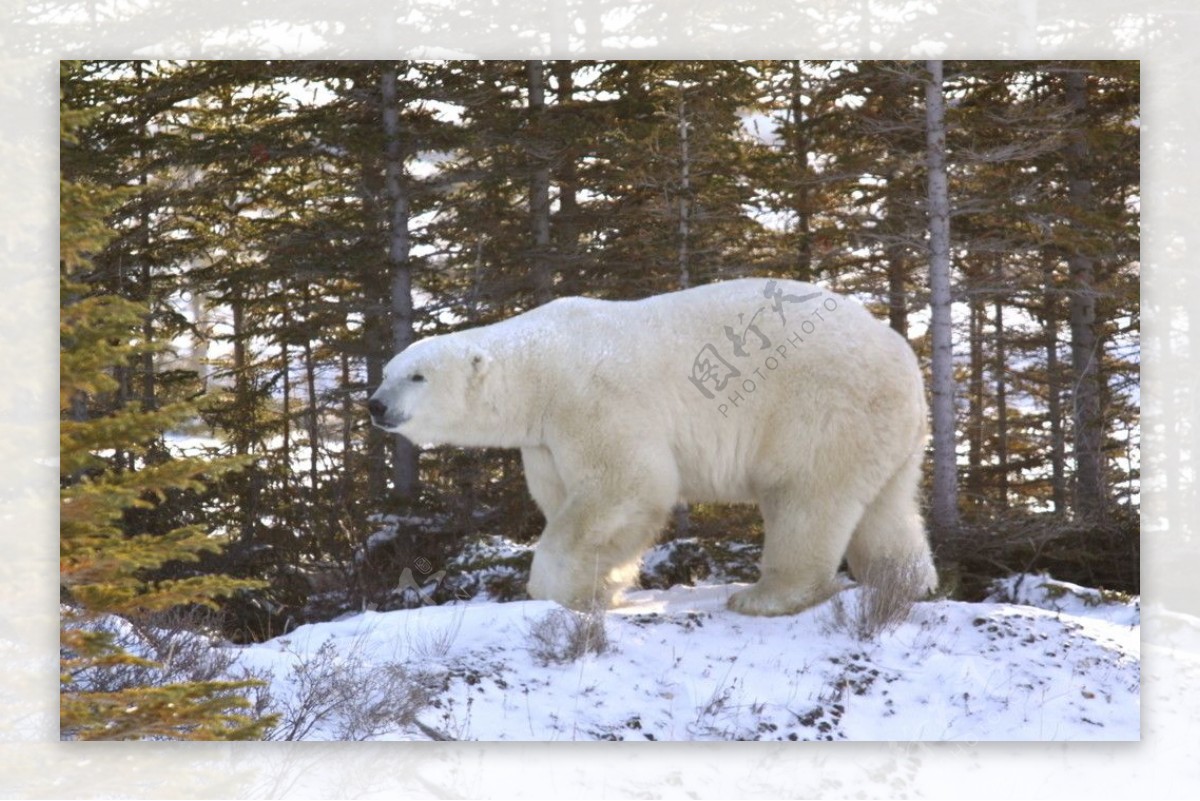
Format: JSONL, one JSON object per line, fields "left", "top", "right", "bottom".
{"left": 525, "top": 606, "right": 609, "bottom": 665}
{"left": 825, "top": 556, "right": 928, "bottom": 640}
{"left": 263, "top": 635, "right": 441, "bottom": 741}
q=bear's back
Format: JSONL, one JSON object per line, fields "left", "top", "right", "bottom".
{"left": 476, "top": 278, "right": 923, "bottom": 504}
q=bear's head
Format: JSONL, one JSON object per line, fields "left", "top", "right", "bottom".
{"left": 367, "top": 335, "right": 495, "bottom": 447}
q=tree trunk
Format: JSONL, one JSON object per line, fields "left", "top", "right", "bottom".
{"left": 139, "top": 204, "right": 155, "bottom": 414}
{"left": 673, "top": 92, "right": 695, "bottom": 536}
{"left": 925, "top": 59, "right": 960, "bottom": 535}
{"left": 886, "top": 238, "right": 908, "bottom": 336}
{"left": 230, "top": 285, "right": 258, "bottom": 542}
{"left": 551, "top": 61, "right": 581, "bottom": 292}
{"left": 382, "top": 63, "right": 419, "bottom": 502}
{"left": 364, "top": 316, "right": 388, "bottom": 500}
{"left": 1044, "top": 257, "right": 1067, "bottom": 513}
{"left": 189, "top": 284, "right": 211, "bottom": 393}
{"left": 230, "top": 289, "right": 250, "bottom": 457}
{"left": 880, "top": 168, "right": 909, "bottom": 336}
{"left": 790, "top": 61, "right": 813, "bottom": 279}
{"left": 967, "top": 293, "right": 984, "bottom": 512}
{"left": 677, "top": 94, "right": 692, "bottom": 290}
{"left": 281, "top": 290, "right": 291, "bottom": 497}
{"left": 1065, "top": 68, "right": 1106, "bottom": 521}
{"left": 135, "top": 61, "right": 156, "bottom": 416}
{"left": 302, "top": 285, "right": 320, "bottom": 493}
{"left": 993, "top": 261, "right": 1009, "bottom": 510}
{"left": 341, "top": 348, "right": 353, "bottom": 481}
{"left": 527, "top": 60, "right": 554, "bottom": 304}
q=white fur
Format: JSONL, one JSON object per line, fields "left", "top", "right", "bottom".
{"left": 369, "top": 279, "right": 937, "bottom": 615}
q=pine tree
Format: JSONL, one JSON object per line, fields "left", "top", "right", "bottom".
{"left": 589, "top": 61, "right": 767, "bottom": 293}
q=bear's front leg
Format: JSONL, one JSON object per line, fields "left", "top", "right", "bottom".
{"left": 528, "top": 534, "right": 607, "bottom": 609}
{"left": 527, "top": 486, "right": 673, "bottom": 611}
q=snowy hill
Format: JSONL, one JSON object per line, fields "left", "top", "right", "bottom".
{"left": 227, "top": 573, "right": 1139, "bottom": 741}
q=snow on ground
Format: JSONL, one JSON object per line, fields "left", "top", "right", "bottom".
{"left": 225, "top": 573, "right": 1139, "bottom": 742}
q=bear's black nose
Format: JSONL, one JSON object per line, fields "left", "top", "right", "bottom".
{"left": 367, "top": 398, "right": 387, "bottom": 419}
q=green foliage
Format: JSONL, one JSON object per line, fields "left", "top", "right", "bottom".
{"left": 59, "top": 662, "right": 269, "bottom": 741}
{"left": 59, "top": 278, "right": 273, "bottom": 738}
{"left": 60, "top": 74, "right": 273, "bottom": 740}
{"left": 59, "top": 285, "right": 273, "bottom": 737}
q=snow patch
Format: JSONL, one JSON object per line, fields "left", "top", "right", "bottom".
{"left": 223, "top": 575, "right": 1140, "bottom": 741}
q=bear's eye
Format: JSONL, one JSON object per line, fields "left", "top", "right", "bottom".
{"left": 410, "top": 373, "right": 425, "bottom": 383}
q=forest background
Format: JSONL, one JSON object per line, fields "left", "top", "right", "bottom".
{"left": 60, "top": 60, "right": 1139, "bottom": 726}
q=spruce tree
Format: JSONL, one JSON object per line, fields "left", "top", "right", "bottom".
{"left": 60, "top": 62, "right": 272, "bottom": 740}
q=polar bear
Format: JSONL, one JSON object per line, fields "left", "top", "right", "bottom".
{"left": 368, "top": 278, "right": 937, "bottom": 616}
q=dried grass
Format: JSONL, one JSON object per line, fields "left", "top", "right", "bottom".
{"left": 524, "top": 606, "right": 609, "bottom": 665}
{"left": 826, "top": 556, "right": 929, "bottom": 640}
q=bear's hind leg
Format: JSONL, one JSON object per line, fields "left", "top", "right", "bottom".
{"left": 729, "top": 490, "right": 863, "bottom": 616}
{"left": 845, "top": 451, "right": 938, "bottom": 597}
